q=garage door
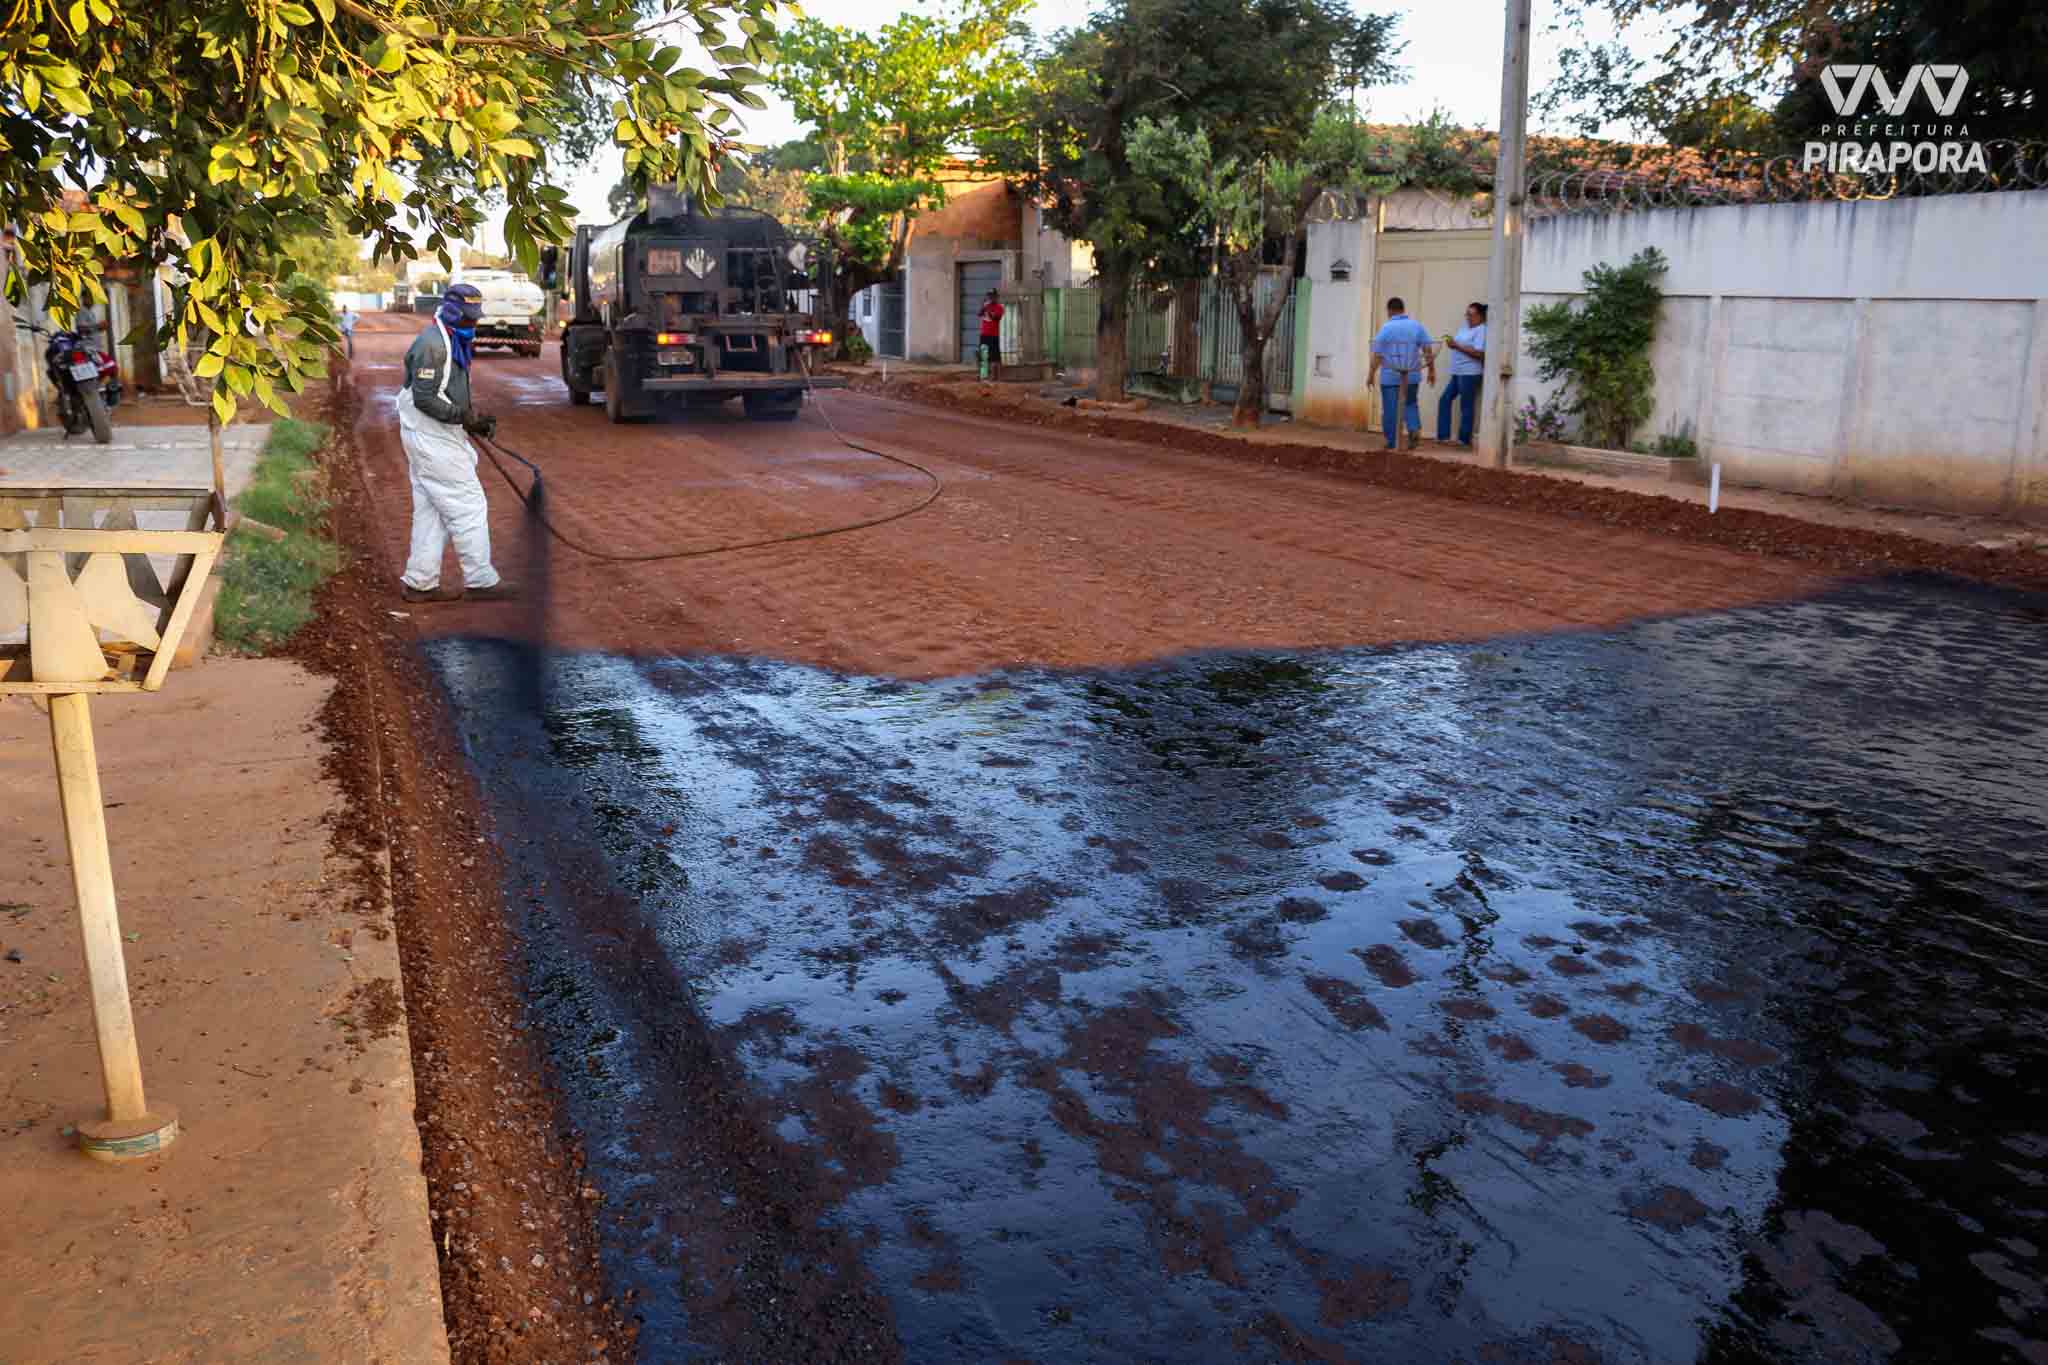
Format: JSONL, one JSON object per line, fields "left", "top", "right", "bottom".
{"left": 957, "top": 261, "right": 1003, "bottom": 365}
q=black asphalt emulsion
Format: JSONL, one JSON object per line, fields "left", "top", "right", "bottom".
{"left": 424, "top": 574, "right": 2048, "bottom": 1363}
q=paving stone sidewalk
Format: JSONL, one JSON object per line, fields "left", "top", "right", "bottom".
{"left": 0, "top": 421, "right": 268, "bottom": 501}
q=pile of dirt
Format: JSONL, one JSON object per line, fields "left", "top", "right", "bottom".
{"left": 848, "top": 372, "right": 2048, "bottom": 592}
{"left": 288, "top": 380, "right": 635, "bottom": 1362}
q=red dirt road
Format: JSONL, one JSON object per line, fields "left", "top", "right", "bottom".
{"left": 350, "top": 332, "right": 1829, "bottom": 670}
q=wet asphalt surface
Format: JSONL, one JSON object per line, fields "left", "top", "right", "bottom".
{"left": 423, "top": 573, "right": 2048, "bottom": 1364}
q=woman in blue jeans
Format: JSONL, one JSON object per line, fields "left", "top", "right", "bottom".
{"left": 1437, "top": 302, "right": 1487, "bottom": 447}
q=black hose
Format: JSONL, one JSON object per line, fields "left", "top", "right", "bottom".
{"left": 473, "top": 367, "right": 941, "bottom": 563}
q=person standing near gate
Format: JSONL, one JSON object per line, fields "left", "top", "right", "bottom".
{"left": 977, "top": 289, "right": 1003, "bottom": 378}
{"left": 1368, "top": 297, "right": 1435, "bottom": 450}
{"left": 1437, "top": 302, "right": 1487, "bottom": 448}
{"left": 397, "top": 283, "right": 517, "bottom": 603}
{"left": 338, "top": 305, "right": 357, "bottom": 359}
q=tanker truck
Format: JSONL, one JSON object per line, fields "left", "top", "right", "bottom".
{"left": 539, "top": 187, "right": 838, "bottom": 423}
{"left": 460, "top": 269, "right": 546, "bottom": 356}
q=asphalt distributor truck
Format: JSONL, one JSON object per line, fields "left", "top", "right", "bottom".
{"left": 540, "top": 187, "right": 838, "bottom": 423}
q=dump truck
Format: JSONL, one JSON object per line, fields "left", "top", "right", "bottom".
{"left": 539, "top": 187, "right": 838, "bottom": 423}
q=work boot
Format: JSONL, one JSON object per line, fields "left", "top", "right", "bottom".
{"left": 1405, "top": 429, "right": 1420, "bottom": 451}
{"left": 401, "top": 583, "right": 463, "bottom": 603}
{"left": 465, "top": 579, "right": 521, "bottom": 601}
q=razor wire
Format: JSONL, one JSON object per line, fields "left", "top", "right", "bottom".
{"left": 1523, "top": 139, "right": 2048, "bottom": 217}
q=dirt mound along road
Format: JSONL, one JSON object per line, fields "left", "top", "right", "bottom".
{"left": 293, "top": 379, "right": 635, "bottom": 1363}
{"left": 852, "top": 370, "right": 2048, "bottom": 590}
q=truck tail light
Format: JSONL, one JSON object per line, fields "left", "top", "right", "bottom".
{"left": 799, "top": 330, "right": 832, "bottom": 346}
{"left": 655, "top": 332, "right": 696, "bottom": 345}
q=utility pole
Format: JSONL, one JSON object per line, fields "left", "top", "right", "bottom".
{"left": 1480, "top": 0, "right": 1534, "bottom": 470}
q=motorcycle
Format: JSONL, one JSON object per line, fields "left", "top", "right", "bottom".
{"left": 33, "top": 323, "right": 122, "bottom": 443}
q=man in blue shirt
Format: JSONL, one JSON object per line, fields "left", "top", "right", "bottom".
{"left": 1368, "top": 297, "right": 1435, "bottom": 450}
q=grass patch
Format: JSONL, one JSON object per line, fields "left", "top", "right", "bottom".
{"left": 215, "top": 417, "right": 342, "bottom": 654}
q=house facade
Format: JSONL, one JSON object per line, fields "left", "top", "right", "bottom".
{"left": 853, "top": 164, "right": 1094, "bottom": 363}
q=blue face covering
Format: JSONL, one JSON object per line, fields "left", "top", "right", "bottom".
{"left": 437, "top": 297, "right": 478, "bottom": 369}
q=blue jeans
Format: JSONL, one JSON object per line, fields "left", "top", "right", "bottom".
{"left": 1380, "top": 380, "right": 1421, "bottom": 446}
{"left": 1437, "top": 374, "right": 1482, "bottom": 443}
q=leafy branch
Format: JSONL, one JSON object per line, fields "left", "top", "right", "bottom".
{"left": 2, "top": 0, "right": 779, "bottom": 426}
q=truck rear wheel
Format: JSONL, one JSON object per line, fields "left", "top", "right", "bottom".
{"left": 563, "top": 346, "right": 592, "bottom": 405}
{"left": 744, "top": 391, "right": 802, "bottom": 422}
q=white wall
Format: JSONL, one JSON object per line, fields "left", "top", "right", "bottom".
{"left": 1513, "top": 190, "right": 2048, "bottom": 515}
{"left": 1300, "top": 215, "right": 1381, "bottom": 429}
{"left": 851, "top": 285, "right": 883, "bottom": 355}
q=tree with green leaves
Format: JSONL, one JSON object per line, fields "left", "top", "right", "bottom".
{"left": 280, "top": 227, "right": 368, "bottom": 288}
{"left": 769, "top": 0, "right": 1034, "bottom": 353}
{"left": 605, "top": 143, "right": 809, "bottom": 222}
{"left": 774, "top": 0, "right": 1032, "bottom": 178}
{"left": 1, "top": 0, "right": 778, "bottom": 462}
{"left": 723, "top": 158, "right": 812, "bottom": 224}
{"left": 988, "top": 0, "right": 1400, "bottom": 400}
{"left": 1538, "top": 0, "right": 2046, "bottom": 151}
{"left": 1130, "top": 109, "right": 1388, "bottom": 424}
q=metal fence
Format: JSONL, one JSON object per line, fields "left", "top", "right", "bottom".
{"left": 1123, "top": 273, "right": 1297, "bottom": 411}
{"left": 1045, "top": 288, "right": 1099, "bottom": 368}
{"left": 1200, "top": 273, "right": 1296, "bottom": 410}
{"left": 997, "top": 287, "right": 1047, "bottom": 366}
{"left": 1124, "top": 288, "right": 1176, "bottom": 375}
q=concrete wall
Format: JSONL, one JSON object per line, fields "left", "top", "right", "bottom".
{"left": 1299, "top": 215, "right": 1382, "bottom": 429}
{"left": 1515, "top": 191, "right": 2048, "bottom": 516}
{"left": 900, "top": 180, "right": 1023, "bottom": 362}
{"left": 1021, "top": 201, "right": 1095, "bottom": 289}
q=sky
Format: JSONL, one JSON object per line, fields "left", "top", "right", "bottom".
{"left": 462, "top": 0, "right": 1663, "bottom": 257}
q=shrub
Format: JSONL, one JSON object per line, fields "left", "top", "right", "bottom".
{"left": 1514, "top": 394, "right": 1570, "bottom": 445}
{"left": 1649, "top": 424, "right": 1698, "bottom": 459}
{"left": 1523, "top": 247, "right": 1668, "bottom": 451}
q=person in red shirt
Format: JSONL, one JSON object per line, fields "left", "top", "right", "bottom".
{"left": 977, "top": 289, "right": 1003, "bottom": 375}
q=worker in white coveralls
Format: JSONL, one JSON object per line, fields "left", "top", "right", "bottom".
{"left": 397, "top": 283, "right": 518, "bottom": 602}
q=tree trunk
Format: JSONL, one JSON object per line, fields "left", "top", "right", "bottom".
{"left": 821, "top": 260, "right": 873, "bottom": 364}
{"left": 1095, "top": 263, "right": 1130, "bottom": 401}
{"left": 1230, "top": 282, "right": 1265, "bottom": 427}
{"left": 1170, "top": 278, "right": 1200, "bottom": 379}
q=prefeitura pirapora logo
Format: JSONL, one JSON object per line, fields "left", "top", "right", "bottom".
{"left": 1803, "top": 64, "right": 1988, "bottom": 175}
